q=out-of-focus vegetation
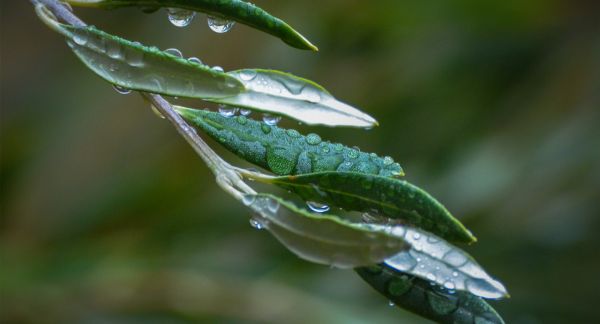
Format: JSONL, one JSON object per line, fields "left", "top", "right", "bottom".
{"left": 1, "top": 0, "right": 599, "bottom": 323}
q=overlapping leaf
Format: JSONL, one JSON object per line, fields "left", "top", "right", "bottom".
{"left": 355, "top": 266, "right": 505, "bottom": 324}
{"left": 267, "top": 171, "right": 476, "bottom": 244}
{"left": 175, "top": 108, "right": 396, "bottom": 175}
{"left": 242, "top": 194, "right": 408, "bottom": 268}
{"left": 382, "top": 225, "right": 508, "bottom": 299}
{"left": 66, "top": 0, "right": 318, "bottom": 50}
{"left": 208, "top": 70, "right": 378, "bottom": 128}
{"left": 37, "top": 6, "right": 375, "bottom": 128}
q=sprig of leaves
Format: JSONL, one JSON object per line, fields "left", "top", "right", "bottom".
{"left": 33, "top": 1, "right": 508, "bottom": 323}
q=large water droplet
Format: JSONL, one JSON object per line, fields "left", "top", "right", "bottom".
{"left": 242, "top": 195, "right": 256, "bottom": 206}
{"left": 167, "top": 8, "right": 196, "bottom": 27}
{"left": 113, "top": 85, "right": 131, "bottom": 95}
{"left": 443, "top": 250, "right": 468, "bottom": 267}
{"left": 73, "top": 32, "right": 88, "bottom": 46}
{"left": 207, "top": 15, "right": 235, "bottom": 33}
{"left": 212, "top": 66, "right": 224, "bottom": 73}
{"left": 300, "top": 86, "right": 321, "bottom": 103}
{"left": 249, "top": 216, "right": 265, "bottom": 230}
{"left": 266, "top": 199, "right": 280, "bottom": 214}
{"left": 263, "top": 114, "right": 281, "bottom": 126}
{"left": 306, "top": 201, "right": 330, "bottom": 213}
{"left": 106, "top": 41, "right": 122, "bottom": 59}
{"left": 383, "top": 156, "right": 394, "bottom": 166}
{"left": 385, "top": 252, "right": 417, "bottom": 272}
{"left": 240, "top": 109, "right": 252, "bottom": 116}
{"left": 306, "top": 133, "right": 322, "bottom": 145}
{"left": 164, "top": 48, "right": 183, "bottom": 58}
{"left": 218, "top": 105, "right": 237, "bottom": 118}
{"left": 239, "top": 70, "right": 257, "bottom": 81}
{"left": 188, "top": 57, "right": 202, "bottom": 65}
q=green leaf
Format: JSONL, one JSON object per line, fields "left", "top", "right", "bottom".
{"left": 241, "top": 194, "right": 408, "bottom": 268}
{"left": 382, "top": 225, "right": 508, "bottom": 299}
{"left": 36, "top": 5, "right": 245, "bottom": 99}
{"left": 37, "top": 6, "right": 372, "bottom": 128}
{"left": 207, "top": 69, "right": 378, "bottom": 128}
{"left": 355, "top": 265, "right": 505, "bottom": 324}
{"left": 267, "top": 171, "right": 476, "bottom": 244}
{"left": 175, "top": 107, "right": 402, "bottom": 176}
{"left": 66, "top": 0, "right": 318, "bottom": 51}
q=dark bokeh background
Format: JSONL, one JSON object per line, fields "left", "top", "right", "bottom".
{"left": 2, "top": 1, "right": 599, "bottom": 323}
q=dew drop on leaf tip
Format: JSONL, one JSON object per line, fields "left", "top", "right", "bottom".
{"left": 207, "top": 16, "right": 236, "bottom": 33}
{"left": 167, "top": 8, "right": 196, "bottom": 27}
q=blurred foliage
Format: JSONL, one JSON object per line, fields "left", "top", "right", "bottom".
{"left": 1, "top": 0, "right": 599, "bottom": 323}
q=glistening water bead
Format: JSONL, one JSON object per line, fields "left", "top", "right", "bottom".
{"left": 166, "top": 8, "right": 196, "bottom": 27}
{"left": 164, "top": 48, "right": 183, "bottom": 58}
{"left": 113, "top": 85, "right": 131, "bottom": 94}
{"left": 218, "top": 105, "right": 238, "bottom": 118}
{"left": 207, "top": 16, "right": 236, "bottom": 33}
{"left": 263, "top": 114, "right": 281, "bottom": 126}
{"left": 306, "top": 201, "right": 330, "bottom": 213}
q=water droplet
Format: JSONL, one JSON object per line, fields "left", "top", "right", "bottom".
{"left": 106, "top": 41, "right": 122, "bottom": 59}
{"left": 167, "top": 8, "right": 196, "bottom": 27}
{"left": 113, "top": 85, "right": 131, "bottom": 95}
{"left": 207, "top": 15, "right": 235, "bottom": 33}
{"left": 263, "top": 114, "right": 281, "bottom": 126}
{"left": 73, "top": 32, "right": 88, "bottom": 46}
{"left": 286, "top": 129, "right": 300, "bottom": 138}
{"left": 452, "top": 271, "right": 458, "bottom": 277}
{"left": 266, "top": 199, "right": 280, "bottom": 214}
{"left": 242, "top": 195, "right": 256, "bottom": 206}
{"left": 249, "top": 216, "right": 265, "bottom": 230}
{"left": 164, "top": 48, "right": 183, "bottom": 58}
{"left": 444, "top": 281, "right": 456, "bottom": 290}
{"left": 383, "top": 156, "right": 394, "bottom": 166}
{"left": 306, "top": 133, "right": 322, "bottom": 145}
{"left": 413, "top": 232, "right": 421, "bottom": 240}
{"left": 306, "top": 201, "right": 330, "bottom": 213}
{"left": 218, "top": 105, "right": 237, "bottom": 118}
{"left": 388, "top": 300, "right": 396, "bottom": 307}
{"left": 188, "top": 57, "right": 202, "bottom": 65}
{"left": 443, "top": 250, "right": 468, "bottom": 267}
{"left": 385, "top": 252, "right": 417, "bottom": 272}
{"left": 426, "top": 273, "right": 437, "bottom": 281}
{"left": 240, "top": 109, "right": 251, "bottom": 116}
{"left": 239, "top": 70, "right": 257, "bottom": 81}
{"left": 261, "top": 124, "right": 271, "bottom": 134}
{"left": 346, "top": 149, "right": 359, "bottom": 159}
{"left": 300, "top": 86, "right": 321, "bottom": 103}
{"left": 212, "top": 65, "right": 224, "bottom": 72}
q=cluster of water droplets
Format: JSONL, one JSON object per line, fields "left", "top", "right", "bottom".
{"left": 383, "top": 226, "right": 508, "bottom": 299}
{"left": 166, "top": 9, "right": 236, "bottom": 34}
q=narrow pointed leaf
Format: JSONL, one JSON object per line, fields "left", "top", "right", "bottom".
{"left": 175, "top": 107, "right": 402, "bottom": 176}
{"left": 208, "top": 69, "right": 378, "bottom": 128}
{"left": 242, "top": 194, "right": 408, "bottom": 268}
{"left": 355, "top": 265, "right": 505, "bottom": 324}
{"left": 384, "top": 226, "right": 508, "bottom": 299}
{"left": 267, "top": 171, "right": 476, "bottom": 244}
{"left": 66, "top": 0, "right": 318, "bottom": 51}
{"left": 36, "top": 5, "right": 245, "bottom": 98}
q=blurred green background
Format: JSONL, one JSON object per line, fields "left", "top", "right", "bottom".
{"left": 1, "top": 1, "right": 599, "bottom": 323}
